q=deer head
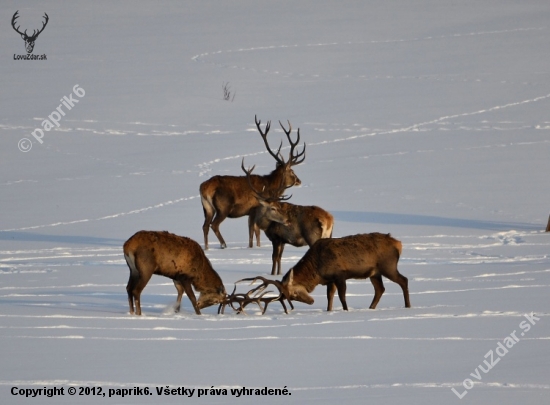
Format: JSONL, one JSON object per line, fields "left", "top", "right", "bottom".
{"left": 12, "top": 11, "right": 49, "bottom": 54}
{"left": 255, "top": 115, "right": 305, "bottom": 189}
{"left": 241, "top": 159, "right": 292, "bottom": 227}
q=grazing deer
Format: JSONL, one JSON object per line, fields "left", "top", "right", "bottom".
{"left": 200, "top": 115, "right": 305, "bottom": 249}
{"left": 279, "top": 233, "right": 410, "bottom": 311}
{"left": 123, "top": 231, "right": 226, "bottom": 315}
{"left": 243, "top": 164, "right": 334, "bottom": 275}
{"left": 11, "top": 11, "right": 49, "bottom": 54}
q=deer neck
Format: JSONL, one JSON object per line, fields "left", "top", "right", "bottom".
{"left": 253, "top": 207, "right": 272, "bottom": 230}
{"left": 263, "top": 166, "right": 287, "bottom": 195}
{"left": 292, "top": 257, "right": 323, "bottom": 293}
{"left": 193, "top": 258, "right": 222, "bottom": 293}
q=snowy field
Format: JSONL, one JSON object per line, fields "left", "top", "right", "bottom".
{"left": 1, "top": 1, "right": 549, "bottom": 404}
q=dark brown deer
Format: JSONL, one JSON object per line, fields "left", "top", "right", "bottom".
{"left": 200, "top": 115, "right": 305, "bottom": 249}
{"left": 279, "top": 233, "right": 410, "bottom": 311}
{"left": 243, "top": 164, "right": 334, "bottom": 276}
{"left": 11, "top": 11, "right": 49, "bottom": 54}
{"left": 123, "top": 231, "right": 226, "bottom": 315}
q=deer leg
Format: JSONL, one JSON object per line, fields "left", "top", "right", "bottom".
{"left": 126, "top": 275, "right": 137, "bottom": 315}
{"left": 254, "top": 224, "right": 261, "bottom": 247}
{"left": 326, "top": 282, "right": 337, "bottom": 311}
{"left": 125, "top": 254, "right": 153, "bottom": 316}
{"left": 201, "top": 199, "right": 215, "bottom": 250}
{"left": 384, "top": 270, "right": 410, "bottom": 308}
{"left": 131, "top": 272, "right": 153, "bottom": 316}
{"left": 180, "top": 279, "right": 201, "bottom": 315}
{"left": 202, "top": 221, "right": 210, "bottom": 250}
{"left": 277, "top": 243, "right": 285, "bottom": 275}
{"left": 210, "top": 211, "right": 228, "bottom": 249}
{"left": 248, "top": 214, "right": 255, "bottom": 248}
{"left": 248, "top": 214, "right": 261, "bottom": 248}
{"left": 369, "top": 274, "right": 385, "bottom": 309}
{"left": 125, "top": 256, "right": 140, "bottom": 315}
{"left": 173, "top": 280, "right": 185, "bottom": 312}
{"left": 335, "top": 279, "right": 348, "bottom": 311}
{"left": 271, "top": 241, "right": 285, "bottom": 275}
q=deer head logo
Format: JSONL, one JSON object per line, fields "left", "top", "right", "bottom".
{"left": 11, "top": 11, "right": 49, "bottom": 54}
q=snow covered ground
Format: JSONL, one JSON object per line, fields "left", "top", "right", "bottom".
{"left": 1, "top": 1, "right": 549, "bottom": 404}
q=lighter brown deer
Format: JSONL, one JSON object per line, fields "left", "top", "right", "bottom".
{"left": 123, "top": 231, "right": 226, "bottom": 315}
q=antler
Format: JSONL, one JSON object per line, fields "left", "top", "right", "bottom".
{"left": 218, "top": 276, "right": 294, "bottom": 315}
{"left": 241, "top": 158, "right": 291, "bottom": 202}
{"left": 11, "top": 11, "right": 25, "bottom": 36}
{"left": 217, "top": 284, "right": 276, "bottom": 315}
{"left": 278, "top": 120, "right": 306, "bottom": 167}
{"left": 11, "top": 11, "right": 49, "bottom": 39}
{"left": 32, "top": 13, "right": 49, "bottom": 39}
{"left": 242, "top": 276, "right": 294, "bottom": 314}
{"left": 255, "top": 115, "right": 286, "bottom": 165}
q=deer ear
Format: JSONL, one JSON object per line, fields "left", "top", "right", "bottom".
{"left": 20, "top": 34, "right": 25, "bottom": 39}
{"left": 288, "top": 269, "right": 294, "bottom": 284}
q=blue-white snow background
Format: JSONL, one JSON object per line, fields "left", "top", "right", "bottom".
{"left": 1, "top": 1, "right": 549, "bottom": 404}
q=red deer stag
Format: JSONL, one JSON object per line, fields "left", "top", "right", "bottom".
{"left": 200, "top": 115, "right": 305, "bottom": 249}
{"left": 123, "top": 231, "right": 226, "bottom": 315}
{"left": 243, "top": 164, "right": 334, "bottom": 275}
{"left": 276, "top": 233, "right": 410, "bottom": 311}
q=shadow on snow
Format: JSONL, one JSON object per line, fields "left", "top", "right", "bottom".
{"left": 332, "top": 211, "right": 539, "bottom": 231}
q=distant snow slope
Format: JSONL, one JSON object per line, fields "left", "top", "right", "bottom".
{"left": 1, "top": 1, "right": 549, "bottom": 404}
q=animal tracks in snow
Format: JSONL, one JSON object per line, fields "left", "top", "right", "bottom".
{"left": 32, "top": 90, "right": 546, "bottom": 234}
{"left": 191, "top": 27, "right": 545, "bottom": 82}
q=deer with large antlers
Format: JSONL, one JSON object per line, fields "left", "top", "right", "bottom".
{"left": 226, "top": 234, "right": 410, "bottom": 313}
{"left": 200, "top": 116, "right": 305, "bottom": 249}
{"left": 123, "top": 231, "right": 226, "bottom": 316}
{"left": 243, "top": 164, "right": 334, "bottom": 275}
{"left": 11, "top": 11, "right": 49, "bottom": 54}
{"left": 280, "top": 233, "right": 410, "bottom": 311}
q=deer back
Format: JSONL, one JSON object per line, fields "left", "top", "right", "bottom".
{"left": 282, "top": 233, "right": 401, "bottom": 293}
{"left": 264, "top": 204, "right": 333, "bottom": 247}
{"left": 124, "top": 231, "right": 224, "bottom": 294}
{"left": 200, "top": 166, "right": 292, "bottom": 218}
{"left": 314, "top": 233, "right": 401, "bottom": 278}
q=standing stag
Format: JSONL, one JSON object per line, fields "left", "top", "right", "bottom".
{"left": 123, "top": 231, "right": 226, "bottom": 315}
{"left": 200, "top": 115, "right": 305, "bottom": 249}
{"left": 270, "top": 233, "right": 410, "bottom": 311}
{"left": 243, "top": 164, "right": 334, "bottom": 275}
